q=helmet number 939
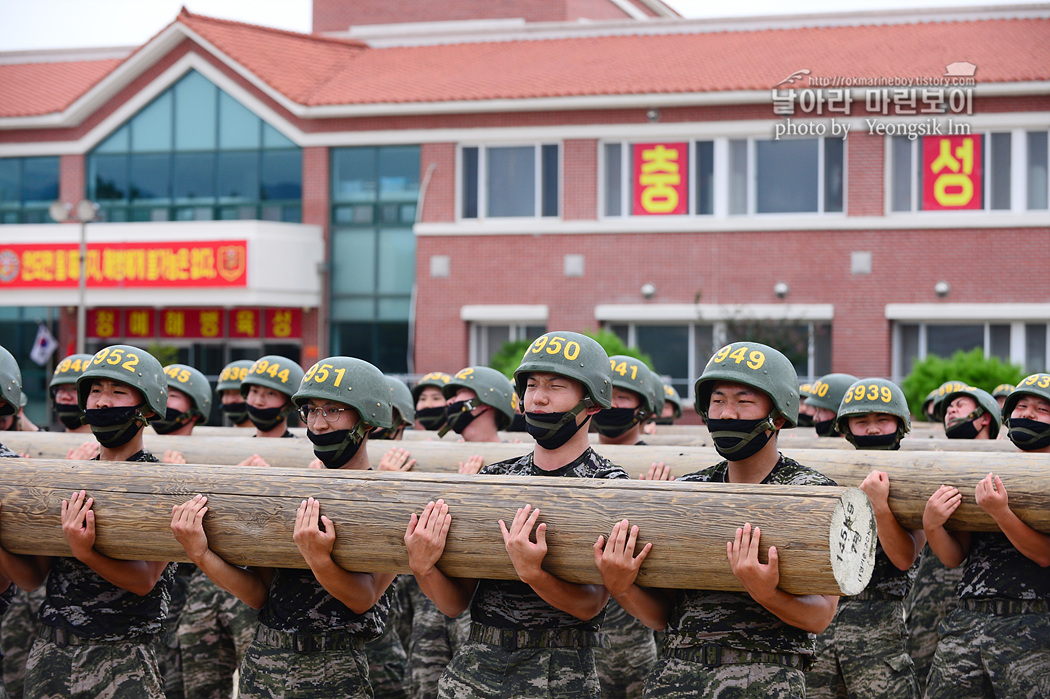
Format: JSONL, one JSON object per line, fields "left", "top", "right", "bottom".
{"left": 711, "top": 345, "right": 765, "bottom": 370}
{"left": 529, "top": 336, "right": 581, "bottom": 362}
{"left": 92, "top": 348, "right": 140, "bottom": 373}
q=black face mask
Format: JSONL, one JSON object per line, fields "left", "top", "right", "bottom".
{"left": 221, "top": 401, "right": 249, "bottom": 425}
{"left": 415, "top": 406, "right": 447, "bottom": 431}
{"left": 814, "top": 418, "right": 837, "bottom": 437}
{"left": 151, "top": 406, "right": 192, "bottom": 435}
{"left": 1007, "top": 417, "right": 1050, "bottom": 451}
{"left": 593, "top": 407, "right": 642, "bottom": 438}
{"left": 54, "top": 402, "right": 84, "bottom": 431}
{"left": 796, "top": 413, "right": 815, "bottom": 428}
{"left": 944, "top": 417, "right": 981, "bottom": 440}
{"left": 307, "top": 427, "right": 365, "bottom": 469}
{"left": 84, "top": 404, "right": 145, "bottom": 448}
{"left": 850, "top": 432, "right": 901, "bottom": 450}
{"left": 526, "top": 408, "right": 590, "bottom": 450}
{"left": 370, "top": 424, "right": 404, "bottom": 441}
{"left": 247, "top": 403, "right": 289, "bottom": 432}
{"left": 439, "top": 400, "right": 480, "bottom": 437}
{"left": 707, "top": 416, "right": 776, "bottom": 461}
{"left": 507, "top": 412, "right": 529, "bottom": 432}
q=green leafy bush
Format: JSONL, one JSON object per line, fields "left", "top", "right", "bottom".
{"left": 901, "top": 348, "right": 1025, "bottom": 421}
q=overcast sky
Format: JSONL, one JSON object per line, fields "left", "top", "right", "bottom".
{"left": 0, "top": 0, "right": 1043, "bottom": 52}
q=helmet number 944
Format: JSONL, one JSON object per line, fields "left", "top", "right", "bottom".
{"left": 844, "top": 383, "right": 893, "bottom": 404}
{"left": 253, "top": 359, "right": 294, "bottom": 385}
{"left": 91, "top": 348, "right": 140, "bottom": 373}
{"left": 304, "top": 362, "right": 343, "bottom": 387}
{"left": 711, "top": 345, "right": 765, "bottom": 370}
{"left": 529, "top": 336, "right": 581, "bottom": 362}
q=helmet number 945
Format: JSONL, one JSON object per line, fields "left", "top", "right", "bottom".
{"left": 92, "top": 348, "right": 140, "bottom": 373}
{"left": 304, "top": 362, "right": 343, "bottom": 387}
{"left": 164, "top": 366, "right": 193, "bottom": 384}
{"left": 529, "top": 336, "right": 581, "bottom": 362}
{"left": 845, "top": 383, "right": 892, "bottom": 404}
{"left": 711, "top": 345, "right": 765, "bottom": 370}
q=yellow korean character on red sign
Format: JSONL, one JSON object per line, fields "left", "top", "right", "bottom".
{"left": 922, "top": 135, "right": 983, "bottom": 210}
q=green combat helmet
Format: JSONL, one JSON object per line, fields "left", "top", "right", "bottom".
{"left": 412, "top": 371, "right": 452, "bottom": 431}
{"left": 661, "top": 382, "right": 683, "bottom": 421}
{"left": 649, "top": 371, "right": 667, "bottom": 420}
{"left": 694, "top": 341, "right": 799, "bottom": 427}
{"left": 411, "top": 371, "right": 452, "bottom": 404}
{"left": 50, "top": 353, "right": 93, "bottom": 429}
{"left": 930, "top": 380, "right": 970, "bottom": 423}
{"left": 594, "top": 355, "right": 656, "bottom": 438}
{"left": 293, "top": 357, "right": 392, "bottom": 468}
{"left": 943, "top": 385, "right": 1001, "bottom": 440}
{"left": 835, "top": 378, "right": 911, "bottom": 450}
{"left": 152, "top": 364, "right": 213, "bottom": 434}
{"left": 440, "top": 366, "right": 516, "bottom": 435}
{"left": 0, "top": 345, "right": 22, "bottom": 418}
{"left": 806, "top": 373, "right": 859, "bottom": 437}
{"left": 216, "top": 359, "right": 254, "bottom": 425}
{"left": 1001, "top": 373, "right": 1050, "bottom": 451}
{"left": 992, "top": 384, "right": 1015, "bottom": 401}
{"left": 241, "top": 355, "right": 305, "bottom": 432}
{"left": 77, "top": 345, "right": 167, "bottom": 417}
{"left": 386, "top": 376, "right": 416, "bottom": 427}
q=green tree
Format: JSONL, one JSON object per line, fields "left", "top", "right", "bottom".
{"left": 902, "top": 348, "right": 1025, "bottom": 421}
{"left": 147, "top": 343, "right": 180, "bottom": 367}
{"left": 487, "top": 329, "right": 653, "bottom": 379}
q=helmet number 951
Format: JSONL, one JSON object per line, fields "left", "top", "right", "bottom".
{"left": 529, "top": 336, "right": 581, "bottom": 362}
{"left": 304, "top": 362, "right": 344, "bottom": 387}
{"left": 92, "top": 348, "right": 140, "bottom": 373}
{"left": 711, "top": 345, "right": 765, "bottom": 370}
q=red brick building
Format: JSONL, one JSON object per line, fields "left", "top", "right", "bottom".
{"left": 1, "top": 1, "right": 1048, "bottom": 420}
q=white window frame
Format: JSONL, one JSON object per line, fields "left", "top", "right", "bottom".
{"left": 461, "top": 304, "right": 548, "bottom": 366}
{"left": 457, "top": 143, "right": 560, "bottom": 221}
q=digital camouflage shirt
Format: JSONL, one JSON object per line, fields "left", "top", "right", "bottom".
{"left": 470, "top": 447, "right": 629, "bottom": 631}
{"left": 666, "top": 454, "right": 836, "bottom": 656}
{"left": 258, "top": 567, "right": 389, "bottom": 641}
{"left": 863, "top": 541, "right": 917, "bottom": 599}
{"left": 957, "top": 531, "right": 1050, "bottom": 601}
{"left": 0, "top": 442, "right": 18, "bottom": 458}
{"left": 39, "top": 448, "right": 177, "bottom": 641}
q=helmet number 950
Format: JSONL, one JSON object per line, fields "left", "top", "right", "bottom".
{"left": 92, "top": 348, "right": 140, "bottom": 373}
{"left": 304, "top": 362, "right": 344, "bottom": 387}
{"left": 711, "top": 345, "right": 765, "bottom": 370}
{"left": 529, "top": 336, "right": 581, "bottom": 362}
{"left": 844, "top": 383, "right": 892, "bottom": 404}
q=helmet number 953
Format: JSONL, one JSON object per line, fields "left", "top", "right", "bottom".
{"left": 529, "top": 336, "right": 581, "bottom": 362}
{"left": 711, "top": 345, "right": 765, "bottom": 370}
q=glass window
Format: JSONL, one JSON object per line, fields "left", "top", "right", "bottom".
{"left": 729, "top": 139, "right": 748, "bottom": 215}
{"left": 1025, "top": 324, "right": 1046, "bottom": 373}
{"left": 696, "top": 141, "right": 714, "bottom": 215}
{"left": 756, "top": 139, "right": 819, "bottom": 213}
{"left": 926, "top": 324, "right": 984, "bottom": 358}
{"left": 219, "top": 91, "right": 260, "bottom": 150}
{"left": 989, "top": 133, "right": 1011, "bottom": 210}
{"left": 331, "top": 229, "right": 376, "bottom": 295}
{"left": 131, "top": 91, "right": 172, "bottom": 153}
{"left": 487, "top": 146, "right": 534, "bottom": 217}
{"left": 173, "top": 153, "right": 215, "bottom": 202}
{"left": 174, "top": 71, "right": 217, "bottom": 151}
{"left": 22, "top": 158, "right": 60, "bottom": 204}
{"left": 262, "top": 123, "right": 295, "bottom": 149}
{"left": 461, "top": 147, "right": 478, "bottom": 218}
{"left": 333, "top": 148, "right": 377, "bottom": 203}
{"left": 261, "top": 150, "right": 302, "bottom": 200}
{"left": 824, "top": 138, "right": 844, "bottom": 213}
{"left": 95, "top": 124, "right": 129, "bottom": 154}
{"left": 636, "top": 325, "right": 689, "bottom": 389}
{"left": 129, "top": 153, "right": 172, "bottom": 202}
{"left": 90, "top": 154, "right": 129, "bottom": 202}
{"left": 378, "top": 146, "right": 420, "bottom": 202}
{"left": 0, "top": 159, "right": 19, "bottom": 203}
{"left": 603, "top": 143, "right": 622, "bottom": 217}
{"left": 899, "top": 323, "right": 920, "bottom": 377}
{"left": 1027, "top": 131, "right": 1048, "bottom": 210}
{"left": 217, "top": 151, "right": 259, "bottom": 201}
{"left": 891, "top": 137, "right": 912, "bottom": 212}
{"left": 990, "top": 324, "right": 1011, "bottom": 361}
{"left": 377, "top": 228, "right": 415, "bottom": 295}
{"left": 541, "top": 144, "right": 559, "bottom": 217}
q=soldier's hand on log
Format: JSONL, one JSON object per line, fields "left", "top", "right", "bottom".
{"left": 171, "top": 495, "right": 211, "bottom": 562}
{"left": 639, "top": 462, "right": 672, "bottom": 481}
{"left": 974, "top": 473, "right": 1009, "bottom": 518}
{"left": 923, "top": 486, "right": 961, "bottom": 529}
{"left": 405, "top": 500, "right": 451, "bottom": 576}
{"left": 727, "top": 523, "right": 779, "bottom": 602}
{"left": 380, "top": 447, "right": 416, "bottom": 472}
{"left": 457, "top": 455, "right": 483, "bottom": 475}
{"left": 307, "top": 458, "right": 324, "bottom": 469}
{"left": 238, "top": 455, "right": 272, "bottom": 468}
{"left": 294, "top": 498, "right": 335, "bottom": 565}
{"left": 162, "top": 450, "right": 187, "bottom": 465}
{"left": 66, "top": 441, "right": 99, "bottom": 460}
{"left": 500, "top": 504, "right": 547, "bottom": 583}
{"left": 593, "top": 519, "right": 652, "bottom": 597}
{"left": 859, "top": 470, "right": 891, "bottom": 513}
{"left": 62, "top": 490, "right": 97, "bottom": 559}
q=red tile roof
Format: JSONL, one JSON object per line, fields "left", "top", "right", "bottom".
{"left": 0, "top": 11, "right": 1047, "bottom": 120}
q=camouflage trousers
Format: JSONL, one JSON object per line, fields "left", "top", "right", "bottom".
{"left": 904, "top": 545, "right": 962, "bottom": 693}
{"left": 23, "top": 634, "right": 164, "bottom": 699}
{"left": 155, "top": 564, "right": 192, "bottom": 699}
{"left": 176, "top": 570, "right": 258, "bottom": 699}
{"left": 405, "top": 579, "right": 470, "bottom": 699}
{"left": 1, "top": 585, "right": 46, "bottom": 699}
{"left": 806, "top": 597, "right": 919, "bottom": 698}
{"left": 593, "top": 599, "right": 657, "bottom": 699}
{"left": 437, "top": 639, "right": 601, "bottom": 699}
{"left": 643, "top": 656, "right": 805, "bottom": 698}
{"left": 924, "top": 605, "right": 1050, "bottom": 699}
{"left": 237, "top": 636, "right": 372, "bottom": 699}
{"left": 365, "top": 618, "right": 408, "bottom": 699}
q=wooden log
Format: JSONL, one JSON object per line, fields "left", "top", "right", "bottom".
{"left": 0, "top": 458, "right": 874, "bottom": 596}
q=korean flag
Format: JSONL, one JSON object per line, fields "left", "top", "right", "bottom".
{"left": 29, "top": 323, "right": 59, "bottom": 366}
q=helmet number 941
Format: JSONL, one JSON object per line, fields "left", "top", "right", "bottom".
{"left": 845, "top": 384, "right": 892, "bottom": 404}
{"left": 92, "top": 348, "right": 140, "bottom": 373}
{"left": 610, "top": 359, "right": 638, "bottom": 380}
{"left": 711, "top": 345, "right": 765, "bottom": 370}
{"left": 529, "top": 336, "right": 581, "bottom": 362}
{"left": 304, "top": 362, "right": 344, "bottom": 387}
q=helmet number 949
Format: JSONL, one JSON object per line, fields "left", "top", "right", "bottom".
{"left": 304, "top": 362, "right": 343, "bottom": 387}
{"left": 529, "top": 336, "right": 581, "bottom": 362}
{"left": 711, "top": 345, "right": 765, "bottom": 370}
{"left": 92, "top": 348, "right": 140, "bottom": 373}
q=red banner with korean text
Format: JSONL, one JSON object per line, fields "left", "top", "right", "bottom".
{"left": 0, "top": 240, "right": 248, "bottom": 288}
{"left": 632, "top": 143, "right": 688, "bottom": 215}
{"left": 87, "top": 307, "right": 301, "bottom": 340}
{"left": 922, "top": 136, "right": 983, "bottom": 210}
{"left": 265, "top": 308, "right": 302, "bottom": 340}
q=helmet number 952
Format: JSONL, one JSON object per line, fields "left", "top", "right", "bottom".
{"left": 711, "top": 345, "right": 765, "bottom": 370}
{"left": 92, "top": 348, "right": 140, "bottom": 373}
{"left": 529, "top": 336, "right": 581, "bottom": 362}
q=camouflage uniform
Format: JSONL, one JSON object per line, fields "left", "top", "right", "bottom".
{"left": 238, "top": 567, "right": 389, "bottom": 699}
{"left": 806, "top": 543, "right": 919, "bottom": 698}
{"left": 645, "top": 455, "right": 834, "bottom": 699}
{"left": 364, "top": 585, "right": 408, "bottom": 699}
{"left": 903, "top": 544, "right": 962, "bottom": 693}
{"left": 1, "top": 585, "right": 45, "bottom": 699}
{"left": 923, "top": 532, "right": 1050, "bottom": 699}
{"left": 23, "top": 449, "right": 175, "bottom": 699}
{"left": 437, "top": 448, "right": 628, "bottom": 699}
{"left": 155, "top": 564, "right": 193, "bottom": 699}
{"left": 175, "top": 570, "right": 257, "bottom": 699}
{"left": 593, "top": 600, "right": 656, "bottom": 699}
{"left": 403, "top": 577, "right": 470, "bottom": 699}
{"left": 0, "top": 585, "right": 15, "bottom": 699}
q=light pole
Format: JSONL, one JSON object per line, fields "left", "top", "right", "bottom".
{"left": 49, "top": 199, "right": 98, "bottom": 355}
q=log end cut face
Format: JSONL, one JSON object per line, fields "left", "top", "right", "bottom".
{"left": 828, "top": 487, "right": 877, "bottom": 596}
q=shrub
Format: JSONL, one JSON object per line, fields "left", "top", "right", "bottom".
{"left": 901, "top": 348, "right": 1025, "bottom": 420}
